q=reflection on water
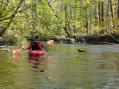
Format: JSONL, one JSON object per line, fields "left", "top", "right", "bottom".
{"left": 0, "top": 44, "right": 119, "bottom": 89}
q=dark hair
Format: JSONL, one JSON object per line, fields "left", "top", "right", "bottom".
{"left": 35, "top": 35, "right": 40, "bottom": 41}
{"left": 28, "top": 36, "right": 35, "bottom": 41}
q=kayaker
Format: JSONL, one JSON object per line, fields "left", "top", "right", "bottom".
{"left": 28, "top": 36, "right": 44, "bottom": 51}
{"left": 28, "top": 36, "right": 46, "bottom": 57}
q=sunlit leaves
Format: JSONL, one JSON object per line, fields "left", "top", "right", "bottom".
{"left": 0, "top": 0, "right": 119, "bottom": 40}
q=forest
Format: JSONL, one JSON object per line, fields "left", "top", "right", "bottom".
{"left": 0, "top": 0, "right": 119, "bottom": 45}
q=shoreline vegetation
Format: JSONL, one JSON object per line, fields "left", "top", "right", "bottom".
{"left": 0, "top": 33, "right": 119, "bottom": 46}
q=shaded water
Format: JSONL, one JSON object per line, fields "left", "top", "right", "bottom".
{"left": 0, "top": 44, "right": 119, "bottom": 89}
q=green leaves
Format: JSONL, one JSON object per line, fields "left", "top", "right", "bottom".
{"left": 0, "top": 0, "right": 118, "bottom": 41}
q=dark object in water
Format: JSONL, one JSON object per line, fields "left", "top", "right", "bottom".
{"left": 77, "top": 49, "right": 86, "bottom": 52}
{"left": 40, "top": 70, "right": 44, "bottom": 72}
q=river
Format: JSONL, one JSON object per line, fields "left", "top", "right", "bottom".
{"left": 0, "top": 44, "right": 119, "bottom": 89}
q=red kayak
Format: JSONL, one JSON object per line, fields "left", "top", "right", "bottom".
{"left": 29, "top": 49, "right": 46, "bottom": 57}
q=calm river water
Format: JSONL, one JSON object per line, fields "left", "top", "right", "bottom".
{"left": 0, "top": 44, "right": 119, "bottom": 89}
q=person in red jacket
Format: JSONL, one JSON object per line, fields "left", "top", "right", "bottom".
{"left": 28, "top": 36, "right": 46, "bottom": 60}
{"left": 28, "top": 36, "right": 44, "bottom": 51}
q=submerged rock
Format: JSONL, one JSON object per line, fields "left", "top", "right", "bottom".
{"left": 77, "top": 49, "right": 86, "bottom": 52}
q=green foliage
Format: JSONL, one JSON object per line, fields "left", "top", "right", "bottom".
{"left": 37, "top": 33, "right": 48, "bottom": 41}
{"left": 0, "top": 0, "right": 119, "bottom": 41}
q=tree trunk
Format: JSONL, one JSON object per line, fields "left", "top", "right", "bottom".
{"left": 108, "top": 0, "right": 113, "bottom": 18}
{"left": 98, "top": 2, "right": 101, "bottom": 23}
{"left": 98, "top": 1, "right": 104, "bottom": 28}
{"left": 63, "top": 27, "right": 71, "bottom": 38}
{"left": 64, "top": 4, "right": 72, "bottom": 37}
{"left": 94, "top": 2, "right": 97, "bottom": 26}
{"left": 31, "top": 0, "right": 37, "bottom": 31}
{"left": 117, "top": 0, "right": 119, "bottom": 18}
{"left": 101, "top": 2, "right": 104, "bottom": 22}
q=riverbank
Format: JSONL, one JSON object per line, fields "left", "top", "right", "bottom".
{"left": 82, "top": 33, "right": 119, "bottom": 44}
{"left": 53, "top": 33, "right": 119, "bottom": 44}
{"left": 0, "top": 37, "right": 16, "bottom": 46}
{"left": 0, "top": 33, "right": 119, "bottom": 46}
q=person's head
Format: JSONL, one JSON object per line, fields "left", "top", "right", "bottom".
{"left": 35, "top": 35, "right": 40, "bottom": 41}
{"left": 28, "top": 36, "right": 35, "bottom": 41}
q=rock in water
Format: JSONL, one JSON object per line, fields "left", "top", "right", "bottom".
{"left": 77, "top": 49, "right": 86, "bottom": 52}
